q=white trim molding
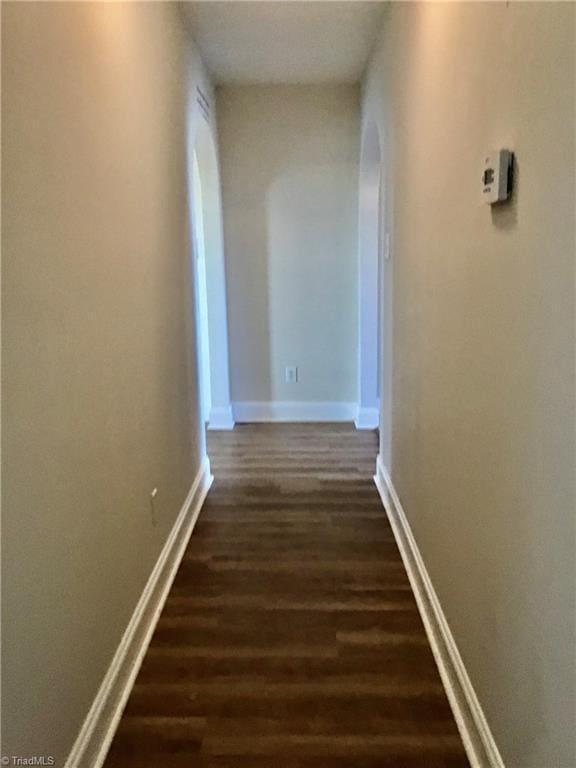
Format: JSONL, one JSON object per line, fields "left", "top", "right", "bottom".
{"left": 374, "top": 455, "right": 505, "bottom": 768}
{"left": 354, "top": 406, "right": 379, "bottom": 430}
{"left": 233, "top": 401, "right": 357, "bottom": 423}
{"left": 208, "top": 405, "right": 235, "bottom": 431}
{"left": 65, "top": 457, "right": 213, "bottom": 768}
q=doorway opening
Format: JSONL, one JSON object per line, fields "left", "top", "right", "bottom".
{"left": 190, "top": 120, "right": 234, "bottom": 443}
{"left": 192, "top": 152, "right": 212, "bottom": 425}
{"left": 356, "top": 120, "right": 382, "bottom": 431}
{"left": 357, "top": 119, "right": 392, "bottom": 468}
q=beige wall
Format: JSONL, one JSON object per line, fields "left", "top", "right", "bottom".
{"left": 217, "top": 85, "right": 360, "bottom": 405}
{"left": 2, "top": 2, "right": 211, "bottom": 762}
{"left": 364, "top": 3, "right": 575, "bottom": 766}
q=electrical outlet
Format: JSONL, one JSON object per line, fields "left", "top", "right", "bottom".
{"left": 150, "top": 487, "right": 158, "bottom": 526}
{"left": 285, "top": 365, "right": 298, "bottom": 384}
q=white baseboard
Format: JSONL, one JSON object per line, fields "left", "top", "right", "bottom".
{"left": 233, "top": 401, "right": 357, "bottom": 423}
{"left": 208, "top": 404, "right": 235, "bottom": 430}
{"left": 374, "top": 455, "right": 505, "bottom": 768}
{"left": 354, "top": 406, "right": 379, "bottom": 430}
{"left": 64, "top": 457, "right": 213, "bottom": 768}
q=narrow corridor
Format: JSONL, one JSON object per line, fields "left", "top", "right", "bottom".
{"left": 104, "top": 425, "right": 469, "bottom": 768}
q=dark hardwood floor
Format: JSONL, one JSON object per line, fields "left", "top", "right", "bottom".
{"left": 104, "top": 424, "right": 469, "bottom": 767}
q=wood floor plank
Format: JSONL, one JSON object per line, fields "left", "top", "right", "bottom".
{"left": 104, "top": 423, "right": 469, "bottom": 767}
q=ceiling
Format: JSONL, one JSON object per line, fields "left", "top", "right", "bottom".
{"left": 182, "top": 2, "right": 387, "bottom": 85}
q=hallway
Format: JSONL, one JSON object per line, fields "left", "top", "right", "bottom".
{"left": 104, "top": 425, "right": 468, "bottom": 767}
{"left": 4, "top": 3, "right": 575, "bottom": 766}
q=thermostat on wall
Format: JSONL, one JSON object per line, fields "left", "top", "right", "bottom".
{"left": 482, "top": 149, "right": 514, "bottom": 204}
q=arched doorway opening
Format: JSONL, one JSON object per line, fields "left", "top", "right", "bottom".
{"left": 356, "top": 120, "right": 382, "bottom": 431}
{"left": 357, "top": 118, "right": 393, "bottom": 469}
{"left": 190, "top": 120, "right": 234, "bottom": 434}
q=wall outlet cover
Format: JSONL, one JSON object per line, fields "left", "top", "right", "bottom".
{"left": 285, "top": 366, "right": 298, "bottom": 384}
